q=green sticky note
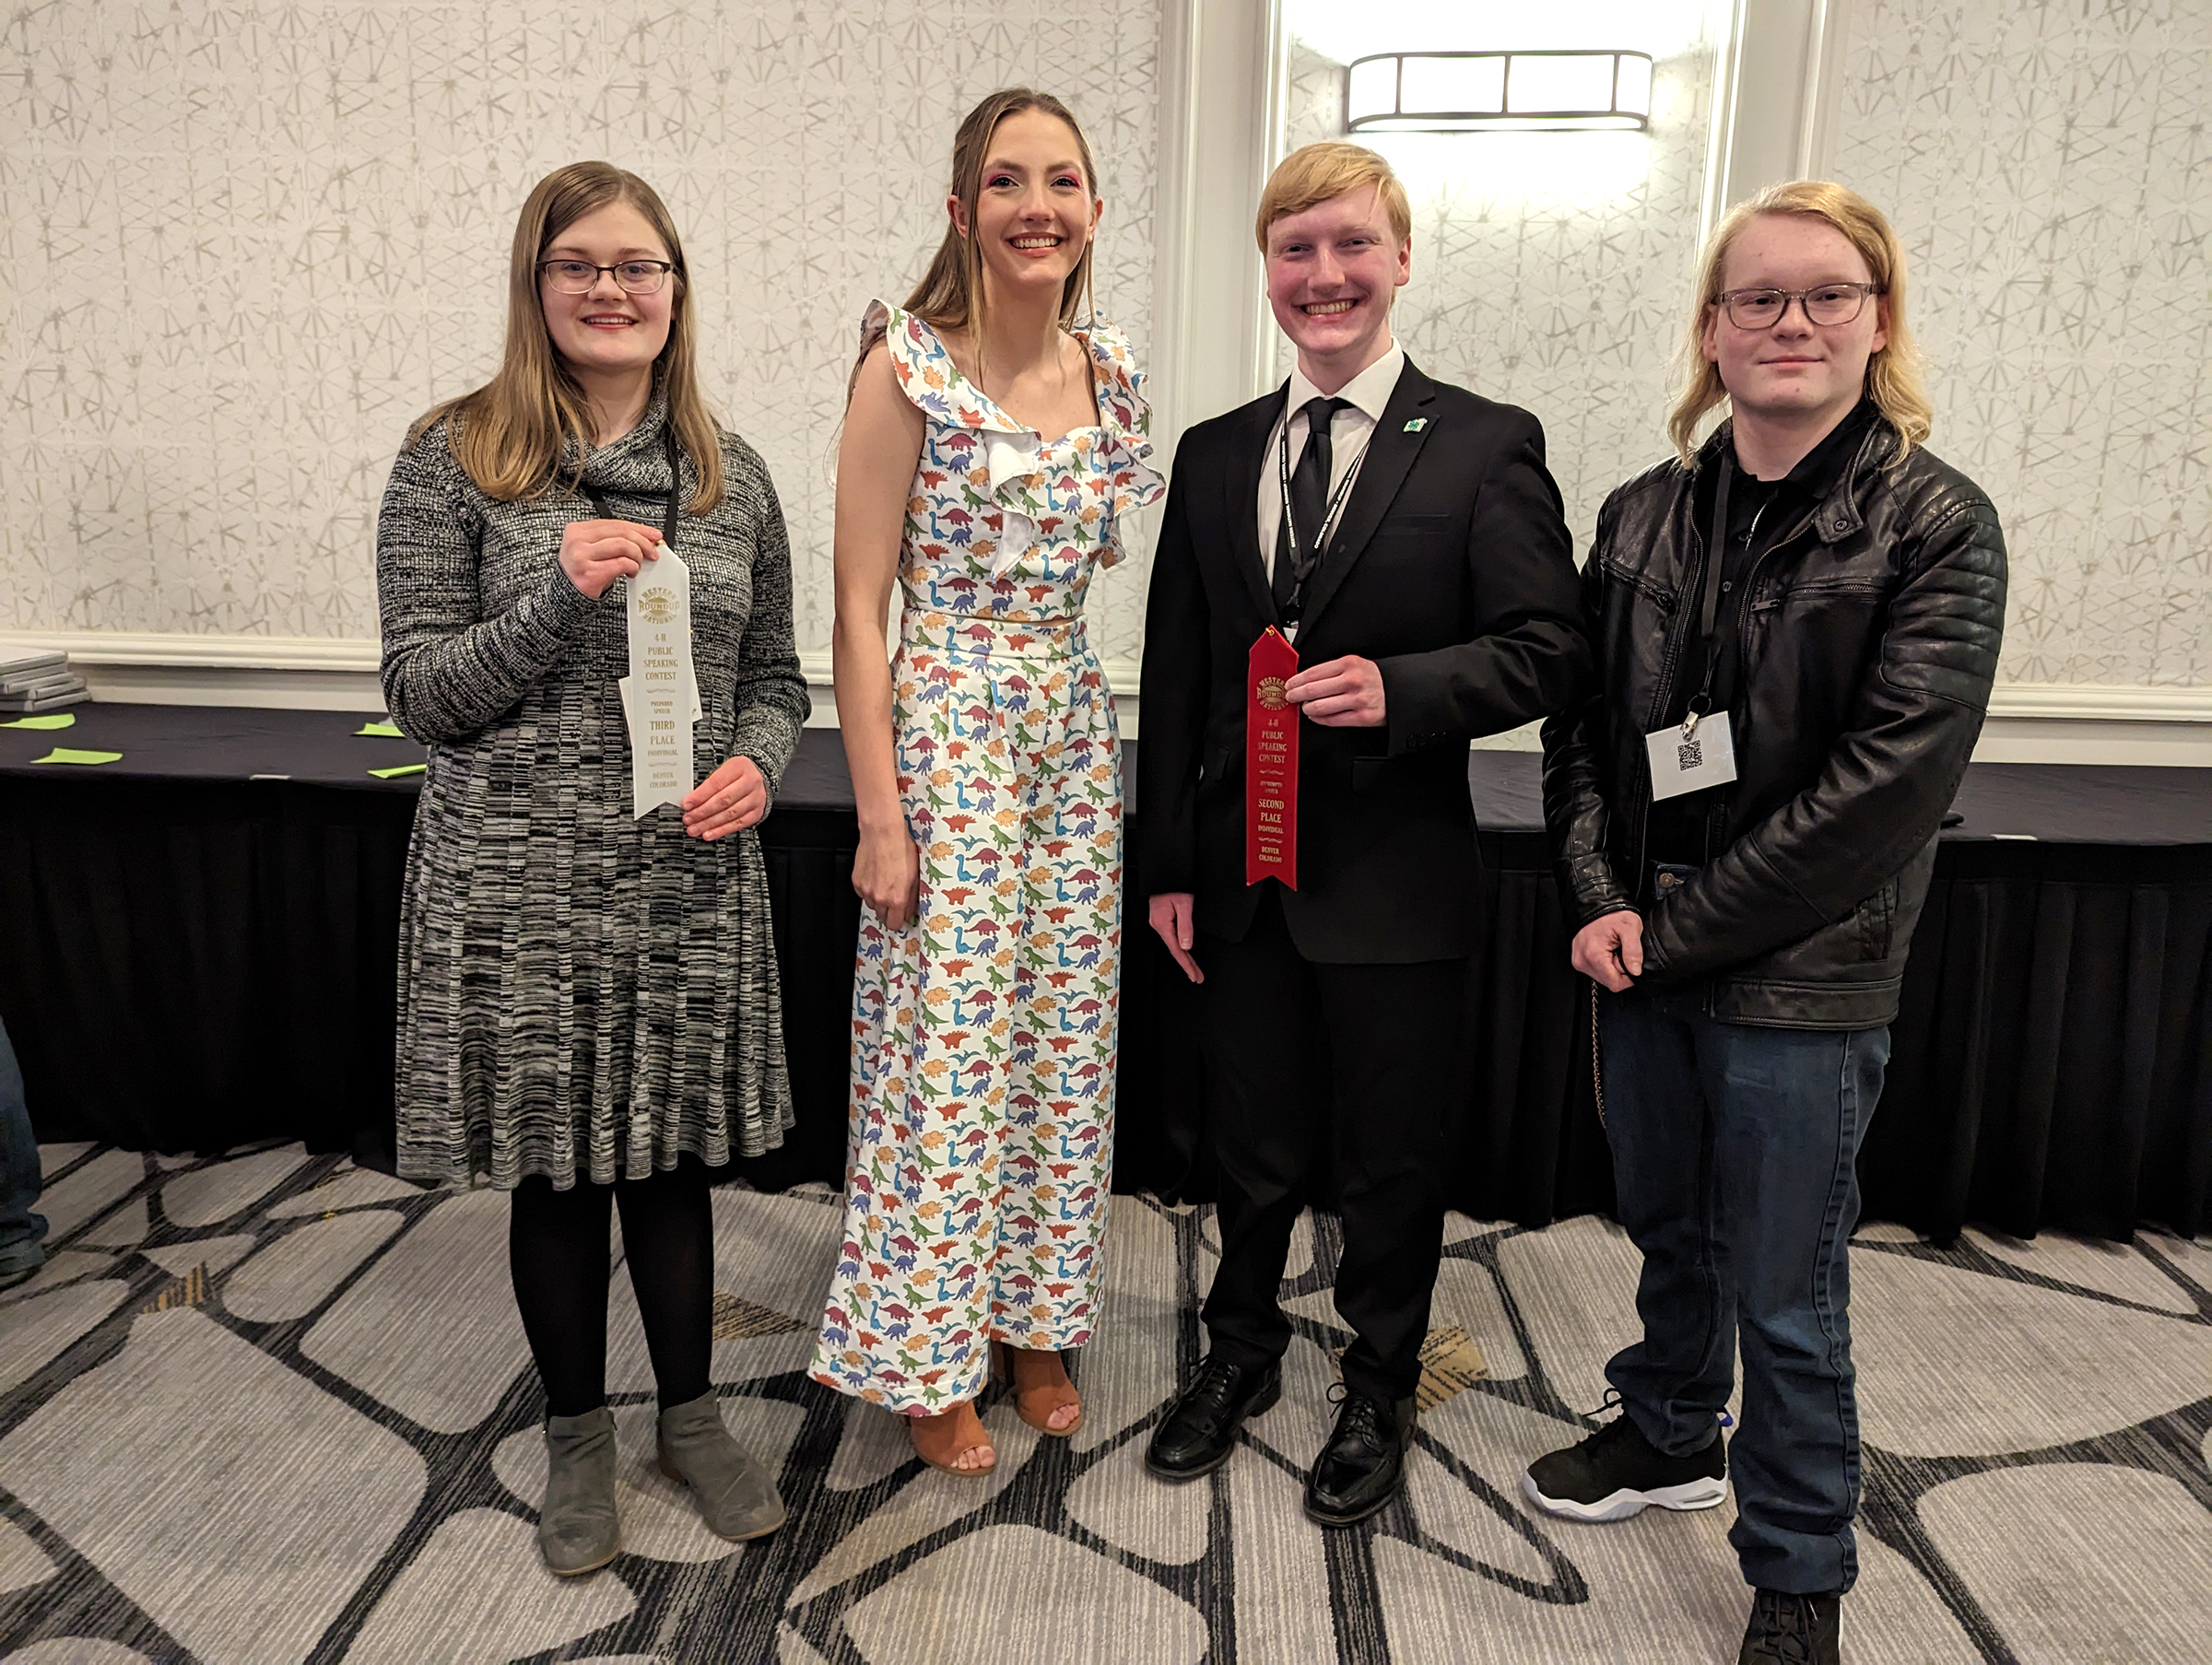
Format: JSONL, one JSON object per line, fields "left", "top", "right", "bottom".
{"left": 356, "top": 721, "right": 405, "bottom": 737}
{"left": 1, "top": 712, "right": 76, "bottom": 730}
{"left": 368, "top": 763, "right": 426, "bottom": 780}
{"left": 31, "top": 747, "right": 122, "bottom": 766}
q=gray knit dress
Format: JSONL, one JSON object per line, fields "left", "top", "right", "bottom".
{"left": 376, "top": 396, "right": 810, "bottom": 1190}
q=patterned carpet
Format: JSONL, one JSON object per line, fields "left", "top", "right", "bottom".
{"left": 1, "top": 1143, "right": 2208, "bottom": 1664}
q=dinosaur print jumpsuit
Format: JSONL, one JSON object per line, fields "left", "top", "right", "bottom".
{"left": 810, "top": 301, "right": 1163, "bottom": 1414}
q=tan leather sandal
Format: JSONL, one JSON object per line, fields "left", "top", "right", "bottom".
{"left": 908, "top": 1400, "right": 995, "bottom": 1477}
{"left": 993, "top": 1341, "right": 1084, "bottom": 1437}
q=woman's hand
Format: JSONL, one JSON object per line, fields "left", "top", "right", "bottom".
{"left": 559, "top": 518, "right": 661, "bottom": 600}
{"left": 832, "top": 341, "right": 929, "bottom": 934}
{"left": 853, "top": 824, "right": 922, "bottom": 929}
{"left": 682, "top": 756, "right": 769, "bottom": 840}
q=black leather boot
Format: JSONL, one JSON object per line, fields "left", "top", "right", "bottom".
{"left": 1145, "top": 1354, "right": 1281, "bottom": 1481}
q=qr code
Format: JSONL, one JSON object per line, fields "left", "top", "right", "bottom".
{"left": 1677, "top": 737, "right": 1703, "bottom": 769}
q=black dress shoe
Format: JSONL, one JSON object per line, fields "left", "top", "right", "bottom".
{"left": 1304, "top": 1389, "right": 1415, "bottom": 1527}
{"left": 1145, "top": 1354, "right": 1282, "bottom": 1481}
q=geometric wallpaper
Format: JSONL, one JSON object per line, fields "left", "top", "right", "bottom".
{"left": 1833, "top": 0, "right": 2212, "bottom": 687}
{"left": 8, "top": 1, "right": 2206, "bottom": 694}
{"left": 1276, "top": 2, "right": 1720, "bottom": 579}
{"left": 0, "top": 0, "right": 1163, "bottom": 662}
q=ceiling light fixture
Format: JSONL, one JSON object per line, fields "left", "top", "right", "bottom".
{"left": 1346, "top": 50, "right": 1654, "bottom": 134}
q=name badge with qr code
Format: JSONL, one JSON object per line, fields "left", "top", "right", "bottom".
{"left": 1645, "top": 710, "right": 1738, "bottom": 801}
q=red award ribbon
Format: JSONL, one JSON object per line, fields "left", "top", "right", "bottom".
{"left": 1246, "top": 627, "right": 1300, "bottom": 888}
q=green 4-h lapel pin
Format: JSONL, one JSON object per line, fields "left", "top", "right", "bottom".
{"left": 1404, "top": 417, "right": 1429, "bottom": 432}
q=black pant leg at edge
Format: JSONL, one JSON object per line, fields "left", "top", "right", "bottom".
{"left": 1319, "top": 952, "right": 1470, "bottom": 1401}
{"left": 1194, "top": 885, "right": 1330, "bottom": 1368}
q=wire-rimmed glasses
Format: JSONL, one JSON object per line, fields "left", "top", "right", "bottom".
{"left": 1714, "top": 282, "right": 1883, "bottom": 330}
{"left": 537, "top": 260, "right": 677, "bottom": 296}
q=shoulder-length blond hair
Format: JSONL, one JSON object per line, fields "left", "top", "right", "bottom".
{"left": 409, "top": 162, "right": 724, "bottom": 512}
{"left": 1667, "top": 180, "right": 1932, "bottom": 466}
{"left": 857, "top": 89, "right": 1101, "bottom": 395}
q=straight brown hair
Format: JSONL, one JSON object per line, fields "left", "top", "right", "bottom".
{"left": 409, "top": 161, "right": 724, "bottom": 512}
{"left": 860, "top": 89, "right": 1101, "bottom": 395}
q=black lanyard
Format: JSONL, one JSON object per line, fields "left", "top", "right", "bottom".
{"left": 1276, "top": 405, "right": 1366, "bottom": 596}
{"left": 1686, "top": 455, "right": 1767, "bottom": 719}
{"left": 582, "top": 426, "right": 685, "bottom": 548}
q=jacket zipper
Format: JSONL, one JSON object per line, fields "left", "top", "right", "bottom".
{"left": 1629, "top": 498, "right": 1706, "bottom": 895}
{"left": 1630, "top": 419, "right": 1878, "bottom": 991}
{"left": 1632, "top": 495, "right": 1821, "bottom": 1008}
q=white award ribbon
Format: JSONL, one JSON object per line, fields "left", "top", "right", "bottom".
{"left": 623, "top": 546, "right": 696, "bottom": 818}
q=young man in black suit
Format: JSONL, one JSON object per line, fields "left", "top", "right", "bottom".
{"left": 1137, "top": 143, "right": 1588, "bottom": 1525}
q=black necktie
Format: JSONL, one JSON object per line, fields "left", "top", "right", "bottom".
{"left": 1273, "top": 395, "right": 1351, "bottom": 622}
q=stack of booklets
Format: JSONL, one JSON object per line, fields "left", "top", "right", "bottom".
{"left": 0, "top": 652, "right": 90, "bottom": 713}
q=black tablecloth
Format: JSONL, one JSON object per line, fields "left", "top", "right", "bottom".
{"left": 2, "top": 705, "right": 2206, "bottom": 1240}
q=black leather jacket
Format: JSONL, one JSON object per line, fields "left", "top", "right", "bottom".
{"left": 1540, "top": 417, "right": 2006, "bottom": 1028}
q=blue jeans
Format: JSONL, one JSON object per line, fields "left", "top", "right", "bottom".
{"left": 1597, "top": 987, "right": 1888, "bottom": 1596}
{"left": 0, "top": 1016, "right": 45, "bottom": 1278}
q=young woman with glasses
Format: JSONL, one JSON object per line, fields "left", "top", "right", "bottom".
{"left": 376, "top": 162, "right": 809, "bottom": 1573}
{"left": 807, "top": 89, "right": 1162, "bottom": 1476}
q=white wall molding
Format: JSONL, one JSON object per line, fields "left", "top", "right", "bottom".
{"left": 9, "top": 627, "right": 2208, "bottom": 762}
{"left": 1985, "top": 685, "right": 2212, "bottom": 725}
{"left": 1, "top": 630, "right": 382, "bottom": 673}
{"left": 0, "top": 630, "right": 387, "bottom": 710}
{"left": 0, "top": 630, "right": 1150, "bottom": 729}
{"left": 1700, "top": 0, "right": 1856, "bottom": 241}
{"left": 1149, "top": 0, "right": 1283, "bottom": 465}
{"left": 1795, "top": 0, "right": 1854, "bottom": 179}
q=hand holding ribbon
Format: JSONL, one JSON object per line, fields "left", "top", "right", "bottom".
{"left": 559, "top": 518, "right": 661, "bottom": 600}
{"left": 1285, "top": 655, "right": 1386, "bottom": 727}
{"left": 682, "top": 755, "right": 768, "bottom": 840}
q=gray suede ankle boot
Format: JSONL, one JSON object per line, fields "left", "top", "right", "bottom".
{"left": 539, "top": 1405, "right": 621, "bottom": 1575}
{"left": 657, "top": 1390, "right": 785, "bottom": 1541}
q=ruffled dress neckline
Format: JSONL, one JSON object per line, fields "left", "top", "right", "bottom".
{"left": 864, "top": 299, "right": 1162, "bottom": 577}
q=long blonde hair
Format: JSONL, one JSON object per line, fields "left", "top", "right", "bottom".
{"left": 1668, "top": 180, "right": 1932, "bottom": 466}
{"left": 409, "top": 161, "right": 724, "bottom": 512}
{"left": 857, "top": 89, "right": 1101, "bottom": 396}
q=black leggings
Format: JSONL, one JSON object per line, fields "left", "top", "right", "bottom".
{"left": 509, "top": 1161, "right": 715, "bottom": 1418}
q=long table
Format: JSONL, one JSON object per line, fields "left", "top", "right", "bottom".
{"left": 2, "top": 704, "right": 2206, "bottom": 1241}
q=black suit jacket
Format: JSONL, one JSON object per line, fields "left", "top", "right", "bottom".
{"left": 1137, "top": 358, "right": 1587, "bottom": 962}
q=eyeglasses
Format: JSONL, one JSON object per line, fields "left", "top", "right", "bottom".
{"left": 1714, "top": 282, "right": 1883, "bottom": 330}
{"left": 537, "top": 259, "right": 677, "bottom": 295}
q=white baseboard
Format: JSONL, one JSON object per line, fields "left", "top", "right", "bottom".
{"left": 6, "top": 628, "right": 2209, "bottom": 765}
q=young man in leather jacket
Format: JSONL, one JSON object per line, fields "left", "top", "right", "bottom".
{"left": 1529, "top": 182, "right": 2006, "bottom": 1665}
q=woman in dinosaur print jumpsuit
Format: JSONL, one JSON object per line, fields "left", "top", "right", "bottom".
{"left": 808, "top": 170, "right": 1161, "bottom": 1472}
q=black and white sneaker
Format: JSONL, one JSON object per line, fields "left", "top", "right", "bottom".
{"left": 1521, "top": 1405, "right": 1727, "bottom": 1522}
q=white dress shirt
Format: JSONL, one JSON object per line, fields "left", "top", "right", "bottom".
{"left": 1256, "top": 344, "right": 1408, "bottom": 615}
